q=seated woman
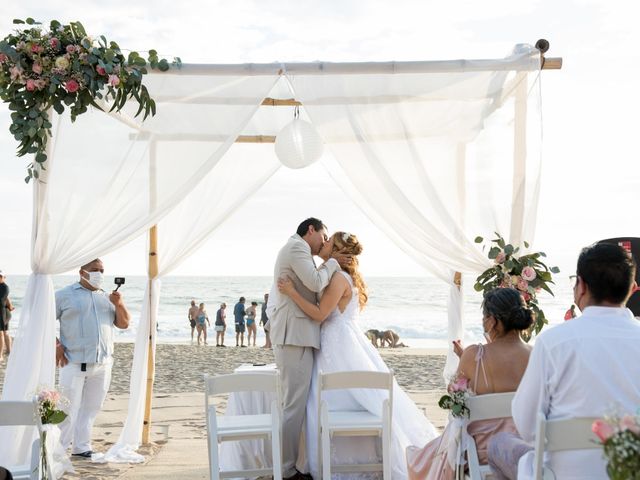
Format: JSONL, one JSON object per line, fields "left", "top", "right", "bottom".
{"left": 406, "top": 287, "right": 533, "bottom": 480}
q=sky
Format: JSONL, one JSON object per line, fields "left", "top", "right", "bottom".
{"left": 0, "top": 0, "right": 639, "bottom": 277}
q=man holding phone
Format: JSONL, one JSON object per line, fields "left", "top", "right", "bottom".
{"left": 55, "top": 258, "right": 130, "bottom": 457}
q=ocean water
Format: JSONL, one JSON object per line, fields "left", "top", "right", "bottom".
{"left": 2, "top": 275, "right": 575, "bottom": 348}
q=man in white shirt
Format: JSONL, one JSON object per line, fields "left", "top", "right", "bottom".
{"left": 488, "top": 242, "right": 640, "bottom": 480}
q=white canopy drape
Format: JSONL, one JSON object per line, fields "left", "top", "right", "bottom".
{"left": 1, "top": 45, "right": 545, "bottom": 468}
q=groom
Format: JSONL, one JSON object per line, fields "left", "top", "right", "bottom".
{"left": 267, "top": 217, "right": 343, "bottom": 480}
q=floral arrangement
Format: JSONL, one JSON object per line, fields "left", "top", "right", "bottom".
{"left": 0, "top": 18, "right": 181, "bottom": 182}
{"left": 36, "top": 388, "right": 68, "bottom": 479}
{"left": 438, "top": 376, "right": 471, "bottom": 419}
{"left": 473, "top": 233, "right": 559, "bottom": 341}
{"left": 592, "top": 412, "right": 640, "bottom": 480}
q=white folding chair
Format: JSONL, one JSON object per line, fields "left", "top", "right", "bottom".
{"left": 533, "top": 413, "right": 601, "bottom": 480}
{"left": 464, "top": 392, "right": 515, "bottom": 480}
{"left": 318, "top": 369, "right": 393, "bottom": 480}
{"left": 204, "top": 371, "right": 282, "bottom": 480}
{"left": 0, "top": 398, "right": 53, "bottom": 480}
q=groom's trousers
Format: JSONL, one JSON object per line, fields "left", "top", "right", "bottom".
{"left": 273, "top": 344, "right": 314, "bottom": 477}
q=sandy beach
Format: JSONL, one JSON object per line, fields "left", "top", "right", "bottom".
{"left": 0, "top": 343, "right": 448, "bottom": 479}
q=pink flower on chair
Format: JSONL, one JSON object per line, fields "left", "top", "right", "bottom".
{"left": 592, "top": 419, "right": 615, "bottom": 442}
{"left": 619, "top": 415, "right": 640, "bottom": 435}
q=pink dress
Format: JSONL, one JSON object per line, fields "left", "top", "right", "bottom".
{"left": 406, "top": 345, "right": 519, "bottom": 480}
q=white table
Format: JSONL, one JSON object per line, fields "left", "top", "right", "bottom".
{"left": 218, "top": 364, "right": 278, "bottom": 477}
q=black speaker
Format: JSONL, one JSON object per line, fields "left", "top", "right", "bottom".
{"left": 598, "top": 237, "right": 640, "bottom": 316}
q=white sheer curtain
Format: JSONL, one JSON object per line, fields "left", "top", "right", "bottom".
{"left": 290, "top": 45, "right": 543, "bottom": 379}
{"left": 0, "top": 72, "right": 280, "bottom": 470}
{"left": 101, "top": 144, "right": 281, "bottom": 462}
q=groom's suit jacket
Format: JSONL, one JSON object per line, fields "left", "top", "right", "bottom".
{"left": 269, "top": 234, "right": 340, "bottom": 349}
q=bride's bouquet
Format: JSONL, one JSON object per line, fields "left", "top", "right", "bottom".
{"left": 592, "top": 411, "right": 640, "bottom": 480}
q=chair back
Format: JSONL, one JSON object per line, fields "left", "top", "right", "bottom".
{"left": 533, "top": 413, "right": 601, "bottom": 480}
{"left": 319, "top": 370, "right": 393, "bottom": 392}
{"left": 467, "top": 392, "right": 515, "bottom": 422}
{"left": 205, "top": 371, "right": 279, "bottom": 397}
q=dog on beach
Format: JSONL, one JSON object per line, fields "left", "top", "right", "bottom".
{"left": 365, "top": 329, "right": 408, "bottom": 348}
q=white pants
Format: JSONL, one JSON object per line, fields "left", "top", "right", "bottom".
{"left": 58, "top": 360, "right": 113, "bottom": 453}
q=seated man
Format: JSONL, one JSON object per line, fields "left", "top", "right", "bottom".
{"left": 489, "top": 242, "right": 640, "bottom": 480}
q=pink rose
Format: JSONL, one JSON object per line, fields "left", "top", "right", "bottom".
{"left": 50, "top": 37, "right": 60, "bottom": 50}
{"left": 592, "top": 419, "right": 615, "bottom": 442}
{"left": 494, "top": 252, "right": 506, "bottom": 264}
{"left": 32, "top": 62, "right": 43, "bottom": 75}
{"left": 66, "top": 44, "right": 77, "bottom": 54}
{"left": 449, "top": 376, "right": 469, "bottom": 393}
{"left": 522, "top": 292, "right": 531, "bottom": 302}
{"left": 26, "top": 79, "right": 37, "bottom": 91}
{"left": 31, "top": 44, "right": 43, "bottom": 54}
{"left": 96, "top": 65, "right": 106, "bottom": 76}
{"left": 0, "top": 53, "right": 7, "bottom": 63}
{"left": 619, "top": 415, "right": 640, "bottom": 435}
{"left": 517, "top": 279, "right": 528, "bottom": 292}
{"left": 9, "top": 65, "right": 23, "bottom": 82}
{"left": 521, "top": 266, "right": 536, "bottom": 282}
{"left": 65, "top": 79, "right": 80, "bottom": 93}
{"left": 108, "top": 74, "right": 120, "bottom": 87}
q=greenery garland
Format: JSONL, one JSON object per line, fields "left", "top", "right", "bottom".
{"left": 0, "top": 18, "right": 180, "bottom": 182}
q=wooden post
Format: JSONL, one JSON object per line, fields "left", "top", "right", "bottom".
{"left": 142, "top": 225, "right": 158, "bottom": 444}
{"left": 142, "top": 139, "right": 158, "bottom": 445}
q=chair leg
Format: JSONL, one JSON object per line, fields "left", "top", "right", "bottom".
{"left": 209, "top": 435, "right": 221, "bottom": 480}
{"left": 272, "top": 412, "right": 283, "bottom": 480}
{"left": 382, "top": 404, "right": 391, "bottom": 480}
{"left": 321, "top": 407, "right": 331, "bottom": 480}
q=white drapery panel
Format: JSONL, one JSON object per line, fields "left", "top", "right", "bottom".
{"left": 102, "top": 144, "right": 281, "bottom": 461}
{"left": 291, "top": 45, "right": 542, "bottom": 378}
{"left": 0, "top": 73, "right": 280, "bottom": 469}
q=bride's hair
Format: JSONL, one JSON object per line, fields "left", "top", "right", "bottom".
{"left": 332, "top": 232, "right": 368, "bottom": 310}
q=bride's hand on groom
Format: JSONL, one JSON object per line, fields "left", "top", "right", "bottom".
{"left": 332, "top": 253, "right": 353, "bottom": 268}
{"left": 277, "top": 276, "right": 295, "bottom": 296}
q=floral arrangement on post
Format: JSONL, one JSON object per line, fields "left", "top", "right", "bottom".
{"left": 0, "top": 18, "right": 181, "bottom": 182}
{"left": 592, "top": 412, "right": 640, "bottom": 480}
{"left": 473, "top": 233, "right": 559, "bottom": 341}
{"left": 438, "top": 375, "right": 471, "bottom": 419}
{"left": 36, "top": 387, "right": 68, "bottom": 479}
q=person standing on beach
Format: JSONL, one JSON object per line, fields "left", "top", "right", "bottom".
{"left": 261, "top": 293, "right": 271, "bottom": 348}
{"left": 55, "top": 258, "right": 130, "bottom": 457}
{"left": 246, "top": 301, "right": 258, "bottom": 346}
{"left": 233, "top": 297, "right": 246, "bottom": 347}
{"left": 0, "top": 271, "right": 14, "bottom": 361}
{"left": 196, "top": 303, "right": 210, "bottom": 345}
{"left": 266, "top": 217, "right": 344, "bottom": 480}
{"left": 215, "top": 303, "right": 227, "bottom": 347}
{"left": 188, "top": 300, "right": 198, "bottom": 342}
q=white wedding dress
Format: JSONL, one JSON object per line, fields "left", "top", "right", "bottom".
{"left": 305, "top": 272, "right": 438, "bottom": 479}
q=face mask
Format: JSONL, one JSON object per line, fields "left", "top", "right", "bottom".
{"left": 84, "top": 270, "right": 104, "bottom": 290}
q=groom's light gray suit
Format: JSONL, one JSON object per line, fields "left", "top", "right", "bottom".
{"left": 268, "top": 234, "right": 340, "bottom": 477}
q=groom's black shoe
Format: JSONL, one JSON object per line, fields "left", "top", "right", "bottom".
{"left": 283, "top": 470, "right": 313, "bottom": 480}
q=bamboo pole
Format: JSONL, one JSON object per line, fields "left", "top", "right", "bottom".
{"left": 142, "top": 139, "right": 159, "bottom": 445}
{"left": 142, "top": 225, "right": 158, "bottom": 444}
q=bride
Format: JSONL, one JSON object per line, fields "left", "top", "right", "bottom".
{"left": 278, "top": 231, "right": 438, "bottom": 479}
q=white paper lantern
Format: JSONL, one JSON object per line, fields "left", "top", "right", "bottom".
{"left": 274, "top": 118, "right": 324, "bottom": 169}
